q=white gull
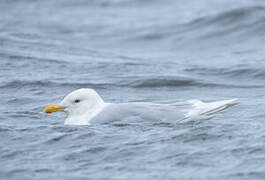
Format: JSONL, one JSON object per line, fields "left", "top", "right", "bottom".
{"left": 45, "top": 88, "right": 238, "bottom": 125}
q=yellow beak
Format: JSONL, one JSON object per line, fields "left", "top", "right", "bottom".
{"left": 45, "top": 104, "right": 65, "bottom": 114}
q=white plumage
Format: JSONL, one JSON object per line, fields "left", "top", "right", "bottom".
{"left": 45, "top": 88, "right": 238, "bottom": 125}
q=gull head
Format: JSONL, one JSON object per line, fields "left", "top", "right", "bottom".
{"left": 45, "top": 88, "right": 105, "bottom": 125}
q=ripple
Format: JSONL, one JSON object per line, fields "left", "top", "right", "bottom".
{"left": 185, "top": 6, "right": 265, "bottom": 41}
{"left": 185, "top": 66, "right": 265, "bottom": 79}
{"left": 44, "top": 134, "right": 69, "bottom": 144}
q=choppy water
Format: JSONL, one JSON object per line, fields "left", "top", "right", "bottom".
{"left": 1, "top": 0, "right": 265, "bottom": 179}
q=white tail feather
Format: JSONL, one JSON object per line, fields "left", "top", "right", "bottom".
{"left": 179, "top": 98, "right": 239, "bottom": 122}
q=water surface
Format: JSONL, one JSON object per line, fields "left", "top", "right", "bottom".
{"left": 1, "top": 0, "right": 265, "bottom": 179}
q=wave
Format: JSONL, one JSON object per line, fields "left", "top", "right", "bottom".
{"left": 182, "top": 6, "right": 265, "bottom": 42}
{"left": 0, "top": 80, "right": 109, "bottom": 89}
{"left": 189, "top": 6, "right": 265, "bottom": 28}
{"left": 129, "top": 6, "right": 265, "bottom": 47}
{"left": 1, "top": 75, "right": 263, "bottom": 89}
{"left": 123, "top": 77, "right": 263, "bottom": 88}
{"left": 185, "top": 66, "right": 265, "bottom": 79}
{"left": 121, "top": 76, "right": 197, "bottom": 88}
{"left": 61, "top": 0, "right": 162, "bottom": 7}
{"left": 0, "top": 52, "right": 64, "bottom": 64}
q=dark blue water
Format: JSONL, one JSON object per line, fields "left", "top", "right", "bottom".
{"left": 1, "top": 0, "right": 265, "bottom": 179}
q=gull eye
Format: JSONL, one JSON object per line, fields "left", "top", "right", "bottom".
{"left": 74, "top": 99, "right": 80, "bottom": 103}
